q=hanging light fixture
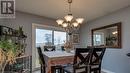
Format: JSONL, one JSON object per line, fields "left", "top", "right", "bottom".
{"left": 56, "top": 0, "right": 84, "bottom": 34}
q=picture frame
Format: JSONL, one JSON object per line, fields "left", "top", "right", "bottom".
{"left": 2, "top": 27, "right": 9, "bottom": 34}
{"left": 1, "top": 26, "right": 13, "bottom": 35}
{"left": 72, "top": 34, "right": 80, "bottom": 44}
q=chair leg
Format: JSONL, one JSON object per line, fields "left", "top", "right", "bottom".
{"left": 93, "top": 70, "right": 98, "bottom": 73}
{"left": 41, "top": 65, "right": 46, "bottom": 73}
{"left": 60, "top": 68, "right": 63, "bottom": 73}
{"left": 85, "top": 67, "right": 88, "bottom": 73}
{"left": 41, "top": 66, "right": 43, "bottom": 73}
{"left": 51, "top": 66, "right": 54, "bottom": 73}
{"left": 60, "top": 68, "right": 64, "bottom": 73}
{"left": 98, "top": 70, "right": 101, "bottom": 73}
{"left": 43, "top": 66, "right": 46, "bottom": 73}
{"left": 87, "top": 66, "right": 91, "bottom": 73}
{"left": 51, "top": 66, "right": 65, "bottom": 73}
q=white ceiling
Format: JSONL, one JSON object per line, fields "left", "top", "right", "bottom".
{"left": 16, "top": 0, "right": 130, "bottom": 22}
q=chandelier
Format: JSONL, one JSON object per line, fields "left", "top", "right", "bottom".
{"left": 56, "top": 0, "right": 84, "bottom": 35}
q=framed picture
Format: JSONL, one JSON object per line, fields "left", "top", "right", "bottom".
{"left": 1, "top": 26, "right": 13, "bottom": 35}
{"left": 72, "top": 34, "right": 80, "bottom": 44}
{"left": 2, "top": 27, "right": 9, "bottom": 34}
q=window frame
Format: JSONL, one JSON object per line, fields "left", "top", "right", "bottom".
{"left": 36, "top": 26, "right": 67, "bottom": 47}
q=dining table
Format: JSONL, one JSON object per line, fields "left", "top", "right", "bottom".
{"left": 43, "top": 50, "right": 75, "bottom": 73}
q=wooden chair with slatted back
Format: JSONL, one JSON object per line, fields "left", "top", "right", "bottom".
{"left": 87, "top": 47, "right": 106, "bottom": 73}
{"left": 44, "top": 46, "right": 55, "bottom": 51}
{"left": 63, "top": 48, "right": 93, "bottom": 73}
{"left": 37, "top": 47, "right": 46, "bottom": 73}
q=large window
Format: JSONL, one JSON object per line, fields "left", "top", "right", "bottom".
{"left": 36, "top": 29, "right": 53, "bottom": 47}
{"left": 36, "top": 28, "right": 66, "bottom": 50}
{"left": 36, "top": 29, "right": 53, "bottom": 67}
{"left": 54, "top": 31, "right": 66, "bottom": 50}
{"left": 35, "top": 28, "right": 66, "bottom": 67}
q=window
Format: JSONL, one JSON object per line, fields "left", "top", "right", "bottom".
{"left": 35, "top": 28, "right": 66, "bottom": 67}
{"left": 94, "top": 34, "right": 101, "bottom": 44}
{"left": 36, "top": 29, "right": 52, "bottom": 67}
{"left": 36, "top": 28, "right": 66, "bottom": 50}
{"left": 54, "top": 31, "right": 66, "bottom": 50}
{"left": 94, "top": 33, "right": 104, "bottom": 46}
{"left": 36, "top": 29, "right": 53, "bottom": 46}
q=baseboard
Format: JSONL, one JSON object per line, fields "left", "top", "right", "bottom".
{"left": 102, "top": 69, "right": 115, "bottom": 73}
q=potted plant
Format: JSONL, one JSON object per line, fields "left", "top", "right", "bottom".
{"left": 0, "top": 39, "right": 19, "bottom": 73}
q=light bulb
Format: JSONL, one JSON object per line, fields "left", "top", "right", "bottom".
{"left": 62, "top": 23, "right": 68, "bottom": 28}
{"left": 73, "top": 22, "right": 79, "bottom": 27}
{"left": 56, "top": 19, "right": 64, "bottom": 25}
{"left": 64, "top": 14, "right": 73, "bottom": 22}
{"left": 112, "top": 31, "right": 118, "bottom": 35}
{"left": 76, "top": 18, "right": 84, "bottom": 24}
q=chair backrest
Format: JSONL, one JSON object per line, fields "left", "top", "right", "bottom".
{"left": 61, "top": 46, "right": 65, "bottom": 51}
{"left": 44, "top": 46, "right": 55, "bottom": 51}
{"left": 37, "top": 47, "right": 45, "bottom": 65}
{"left": 73, "top": 48, "right": 93, "bottom": 66}
{"left": 89, "top": 47, "right": 106, "bottom": 65}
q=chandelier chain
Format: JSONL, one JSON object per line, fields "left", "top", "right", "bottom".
{"left": 68, "top": 0, "right": 72, "bottom": 14}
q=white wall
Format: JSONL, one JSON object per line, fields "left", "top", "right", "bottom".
{"left": 80, "top": 7, "right": 130, "bottom": 73}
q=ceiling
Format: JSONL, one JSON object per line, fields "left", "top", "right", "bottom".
{"left": 16, "top": 0, "right": 130, "bottom": 22}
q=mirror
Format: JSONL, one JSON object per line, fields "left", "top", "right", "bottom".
{"left": 91, "top": 22, "right": 121, "bottom": 48}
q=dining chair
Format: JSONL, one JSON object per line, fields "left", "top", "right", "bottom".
{"left": 51, "top": 65, "right": 63, "bottom": 73}
{"left": 61, "top": 46, "right": 65, "bottom": 51}
{"left": 37, "top": 47, "right": 46, "bottom": 73}
{"left": 44, "top": 46, "right": 55, "bottom": 51}
{"left": 63, "top": 48, "right": 93, "bottom": 73}
{"left": 86, "top": 47, "right": 106, "bottom": 73}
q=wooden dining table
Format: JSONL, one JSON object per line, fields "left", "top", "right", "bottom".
{"left": 43, "top": 51, "right": 75, "bottom": 73}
